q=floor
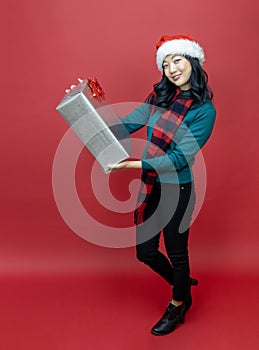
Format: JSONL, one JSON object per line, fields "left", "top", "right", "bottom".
{"left": 0, "top": 272, "right": 258, "bottom": 350}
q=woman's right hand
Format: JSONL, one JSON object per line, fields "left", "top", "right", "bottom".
{"left": 65, "top": 78, "right": 83, "bottom": 93}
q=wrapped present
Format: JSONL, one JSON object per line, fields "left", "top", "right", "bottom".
{"left": 56, "top": 78, "right": 129, "bottom": 173}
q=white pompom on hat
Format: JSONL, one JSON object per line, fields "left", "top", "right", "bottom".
{"left": 156, "top": 34, "right": 205, "bottom": 72}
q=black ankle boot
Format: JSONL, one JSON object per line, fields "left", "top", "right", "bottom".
{"left": 185, "top": 277, "right": 199, "bottom": 311}
{"left": 151, "top": 302, "right": 186, "bottom": 336}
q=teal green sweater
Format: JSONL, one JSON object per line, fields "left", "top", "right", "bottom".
{"left": 121, "top": 100, "right": 216, "bottom": 184}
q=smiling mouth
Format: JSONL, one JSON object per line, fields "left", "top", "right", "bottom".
{"left": 172, "top": 74, "right": 181, "bottom": 81}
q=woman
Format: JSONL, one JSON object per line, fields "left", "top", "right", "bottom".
{"left": 107, "top": 34, "right": 216, "bottom": 335}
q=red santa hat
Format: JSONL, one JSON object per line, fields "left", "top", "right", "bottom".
{"left": 156, "top": 34, "right": 205, "bottom": 71}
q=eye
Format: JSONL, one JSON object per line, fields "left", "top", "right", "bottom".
{"left": 163, "top": 64, "right": 169, "bottom": 69}
{"left": 174, "top": 58, "right": 181, "bottom": 64}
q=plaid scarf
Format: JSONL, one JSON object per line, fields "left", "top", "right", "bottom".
{"left": 134, "top": 89, "right": 194, "bottom": 225}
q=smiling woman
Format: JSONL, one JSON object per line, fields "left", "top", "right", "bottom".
{"left": 106, "top": 34, "right": 216, "bottom": 336}
{"left": 69, "top": 34, "right": 216, "bottom": 337}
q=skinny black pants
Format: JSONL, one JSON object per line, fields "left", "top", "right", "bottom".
{"left": 136, "top": 181, "right": 196, "bottom": 301}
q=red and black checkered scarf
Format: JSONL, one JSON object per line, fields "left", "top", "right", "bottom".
{"left": 134, "top": 89, "right": 194, "bottom": 225}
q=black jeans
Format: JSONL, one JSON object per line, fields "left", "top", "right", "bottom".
{"left": 136, "top": 181, "right": 196, "bottom": 301}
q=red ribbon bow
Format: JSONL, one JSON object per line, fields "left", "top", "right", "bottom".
{"left": 87, "top": 77, "right": 105, "bottom": 101}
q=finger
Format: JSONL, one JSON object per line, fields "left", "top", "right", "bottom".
{"left": 70, "top": 84, "right": 76, "bottom": 89}
{"left": 106, "top": 163, "right": 117, "bottom": 170}
{"left": 78, "top": 78, "right": 83, "bottom": 83}
{"left": 65, "top": 89, "right": 70, "bottom": 93}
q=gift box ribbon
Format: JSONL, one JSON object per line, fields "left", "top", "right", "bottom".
{"left": 87, "top": 77, "right": 105, "bottom": 101}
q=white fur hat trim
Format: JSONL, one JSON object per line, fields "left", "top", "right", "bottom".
{"left": 156, "top": 39, "right": 205, "bottom": 71}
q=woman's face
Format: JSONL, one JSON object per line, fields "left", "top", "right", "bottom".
{"left": 163, "top": 55, "right": 192, "bottom": 90}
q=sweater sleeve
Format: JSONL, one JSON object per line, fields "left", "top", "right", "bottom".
{"left": 119, "top": 103, "right": 150, "bottom": 134}
{"left": 142, "top": 104, "right": 216, "bottom": 172}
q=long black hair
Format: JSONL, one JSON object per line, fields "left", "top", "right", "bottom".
{"left": 152, "top": 56, "right": 213, "bottom": 109}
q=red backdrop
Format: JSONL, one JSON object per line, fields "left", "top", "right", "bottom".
{"left": 1, "top": 0, "right": 259, "bottom": 275}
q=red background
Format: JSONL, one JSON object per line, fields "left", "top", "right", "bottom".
{"left": 1, "top": 0, "right": 258, "bottom": 349}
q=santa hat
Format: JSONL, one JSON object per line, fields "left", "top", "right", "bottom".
{"left": 156, "top": 34, "right": 205, "bottom": 71}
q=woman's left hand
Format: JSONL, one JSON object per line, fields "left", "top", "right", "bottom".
{"left": 106, "top": 160, "right": 142, "bottom": 172}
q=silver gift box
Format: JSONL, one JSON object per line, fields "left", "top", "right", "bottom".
{"left": 56, "top": 80, "right": 129, "bottom": 173}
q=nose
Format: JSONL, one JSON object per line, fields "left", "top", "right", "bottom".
{"left": 169, "top": 62, "right": 177, "bottom": 73}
